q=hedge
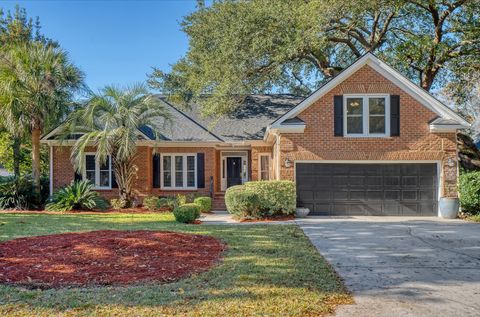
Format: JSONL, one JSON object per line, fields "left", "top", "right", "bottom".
{"left": 173, "top": 203, "right": 201, "bottom": 223}
{"left": 459, "top": 172, "right": 480, "bottom": 215}
{"left": 225, "top": 181, "right": 296, "bottom": 219}
{"left": 194, "top": 196, "right": 212, "bottom": 213}
{"left": 225, "top": 187, "right": 263, "bottom": 218}
{"left": 244, "top": 181, "right": 296, "bottom": 215}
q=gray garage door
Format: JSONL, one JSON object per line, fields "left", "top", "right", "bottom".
{"left": 296, "top": 163, "right": 438, "bottom": 216}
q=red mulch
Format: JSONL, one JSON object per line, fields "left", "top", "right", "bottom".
{"left": 239, "top": 215, "right": 295, "bottom": 222}
{"left": 0, "top": 230, "right": 225, "bottom": 288}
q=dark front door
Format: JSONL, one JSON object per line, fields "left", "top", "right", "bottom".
{"left": 296, "top": 163, "right": 438, "bottom": 216}
{"left": 227, "top": 157, "right": 242, "bottom": 188}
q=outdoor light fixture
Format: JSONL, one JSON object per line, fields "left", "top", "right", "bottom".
{"left": 284, "top": 158, "right": 292, "bottom": 168}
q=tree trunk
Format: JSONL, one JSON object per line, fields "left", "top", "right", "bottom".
{"left": 12, "top": 137, "right": 21, "bottom": 178}
{"left": 31, "top": 128, "right": 41, "bottom": 199}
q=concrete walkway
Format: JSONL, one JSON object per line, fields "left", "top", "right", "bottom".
{"left": 297, "top": 217, "right": 480, "bottom": 317}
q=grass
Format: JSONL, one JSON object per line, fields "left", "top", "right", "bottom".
{"left": 467, "top": 214, "right": 480, "bottom": 222}
{"left": 0, "top": 212, "right": 351, "bottom": 317}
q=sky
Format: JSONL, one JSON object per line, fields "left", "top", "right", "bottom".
{"left": 0, "top": 0, "right": 199, "bottom": 91}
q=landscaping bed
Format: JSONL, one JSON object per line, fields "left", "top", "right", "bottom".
{"left": 0, "top": 212, "right": 351, "bottom": 316}
{"left": 0, "top": 230, "right": 224, "bottom": 288}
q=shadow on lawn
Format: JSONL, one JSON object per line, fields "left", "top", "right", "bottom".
{"left": 0, "top": 213, "right": 346, "bottom": 313}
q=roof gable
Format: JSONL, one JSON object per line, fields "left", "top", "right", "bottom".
{"left": 270, "top": 53, "right": 469, "bottom": 129}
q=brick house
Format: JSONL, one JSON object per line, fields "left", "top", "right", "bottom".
{"left": 42, "top": 53, "right": 469, "bottom": 216}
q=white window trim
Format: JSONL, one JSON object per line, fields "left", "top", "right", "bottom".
{"left": 258, "top": 153, "right": 271, "bottom": 181}
{"left": 83, "top": 153, "right": 112, "bottom": 190}
{"left": 344, "top": 94, "right": 390, "bottom": 137}
{"left": 160, "top": 153, "right": 197, "bottom": 190}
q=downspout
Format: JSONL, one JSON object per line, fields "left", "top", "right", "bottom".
{"left": 275, "top": 133, "right": 281, "bottom": 180}
{"left": 49, "top": 145, "right": 53, "bottom": 196}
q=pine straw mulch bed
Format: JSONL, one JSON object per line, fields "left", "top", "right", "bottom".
{"left": 0, "top": 230, "right": 225, "bottom": 288}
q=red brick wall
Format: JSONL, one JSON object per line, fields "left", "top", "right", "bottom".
{"left": 51, "top": 145, "right": 217, "bottom": 201}
{"left": 251, "top": 146, "right": 273, "bottom": 181}
{"left": 279, "top": 64, "right": 458, "bottom": 197}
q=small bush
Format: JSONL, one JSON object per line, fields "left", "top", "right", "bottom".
{"left": 194, "top": 196, "right": 212, "bottom": 213}
{"left": 46, "top": 180, "right": 108, "bottom": 212}
{"left": 176, "top": 194, "right": 187, "bottom": 206}
{"left": 173, "top": 203, "right": 201, "bottom": 223}
{"left": 157, "top": 197, "right": 177, "bottom": 211}
{"left": 459, "top": 172, "right": 480, "bottom": 215}
{"left": 225, "top": 186, "right": 263, "bottom": 219}
{"left": 0, "top": 176, "right": 49, "bottom": 210}
{"left": 110, "top": 198, "right": 128, "bottom": 209}
{"left": 143, "top": 196, "right": 160, "bottom": 211}
{"left": 244, "top": 180, "right": 296, "bottom": 216}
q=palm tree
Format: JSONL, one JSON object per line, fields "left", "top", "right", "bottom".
{"left": 0, "top": 41, "right": 84, "bottom": 197}
{"left": 64, "top": 84, "right": 170, "bottom": 206}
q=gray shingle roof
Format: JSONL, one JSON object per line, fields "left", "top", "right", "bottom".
{"left": 148, "top": 98, "right": 222, "bottom": 142}
{"left": 178, "top": 94, "right": 303, "bottom": 141}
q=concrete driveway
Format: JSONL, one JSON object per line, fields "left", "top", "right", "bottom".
{"left": 297, "top": 217, "right": 480, "bottom": 317}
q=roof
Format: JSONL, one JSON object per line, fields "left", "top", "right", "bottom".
{"left": 150, "top": 99, "right": 222, "bottom": 142}
{"left": 271, "top": 52, "right": 470, "bottom": 130}
{"left": 179, "top": 94, "right": 303, "bottom": 141}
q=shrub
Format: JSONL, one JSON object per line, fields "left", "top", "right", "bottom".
{"left": 173, "top": 203, "right": 201, "bottom": 223}
{"left": 0, "top": 176, "right": 49, "bottom": 210}
{"left": 143, "top": 196, "right": 160, "bottom": 211}
{"left": 46, "top": 180, "right": 108, "bottom": 212}
{"left": 158, "top": 196, "right": 177, "bottom": 211}
{"left": 225, "top": 181, "right": 296, "bottom": 219}
{"left": 194, "top": 196, "right": 212, "bottom": 213}
{"left": 110, "top": 198, "right": 128, "bottom": 209}
{"left": 176, "top": 194, "right": 187, "bottom": 206}
{"left": 459, "top": 172, "right": 480, "bottom": 215}
{"left": 244, "top": 181, "right": 296, "bottom": 216}
{"left": 225, "top": 186, "right": 263, "bottom": 219}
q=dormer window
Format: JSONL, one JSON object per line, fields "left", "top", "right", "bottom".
{"left": 344, "top": 95, "right": 390, "bottom": 137}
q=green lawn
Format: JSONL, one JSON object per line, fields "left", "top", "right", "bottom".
{"left": 0, "top": 212, "right": 351, "bottom": 317}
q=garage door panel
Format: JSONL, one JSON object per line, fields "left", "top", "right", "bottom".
{"left": 350, "top": 190, "right": 365, "bottom": 200}
{"left": 367, "top": 190, "right": 383, "bottom": 200}
{"left": 314, "top": 191, "right": 330, "bottom": 200}
{"left": 333, "top": 176, "right": 349, "bottom": 187}
{"left": 359, "top": 204, "right": 383, "bottom": 216}
{"left": 333, "top": 190, "right": 349, "bottom": 200}
{"left": 365, "top": 176, "right": 382, "bottom": 186}
{"left": 296, "top": 163, "right": 437, "bottom": 216}
{"left": 384, "top": 176, "right": 400, "bottom": 187}
{"left": 384, "top": 190, "right": 400, "bottom": 200}
{"left": 402, "top": 190, "right": 418, "bottom": 200}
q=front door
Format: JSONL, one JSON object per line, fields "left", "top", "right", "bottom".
{"left": 227, "top": 157, "right": 242, "bottom": 188}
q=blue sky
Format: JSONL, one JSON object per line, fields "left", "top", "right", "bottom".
{"left": 0, "top": 1, "right": 199, "bottom": 91}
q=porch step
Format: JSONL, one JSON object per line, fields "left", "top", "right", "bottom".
{"left": 213, "top": 192, "right": 226, "bottom": 211}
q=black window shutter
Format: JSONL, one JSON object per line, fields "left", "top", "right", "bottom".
{"left": 111, "top": 157, "right": 118, "bottom": 188}
{"left": 152, "top": 153, "right": 160, "bottom": 188}
{"left": 197, "top": 153, "right": 205, "bottom": 188}
{"left": 390, "top": 95, "right": 400, "bottom": 136}
{"left": 74, "top": 171, "right": 82, "bottom": 181}
{"left": 334, "top": 95, "right": 344, "bottom": 136}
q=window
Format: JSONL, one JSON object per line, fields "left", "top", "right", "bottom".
{"left": 83, "top": 154, "right": 112, "bottom": 189}
{"left": 161, "top": 154, "right": 197, "bottom": 189}
{"left": 259, "top": 154, "right": 270, "bottom": 180}
{"left": 344, "top": 95, "right": 389, "bottom": 137}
